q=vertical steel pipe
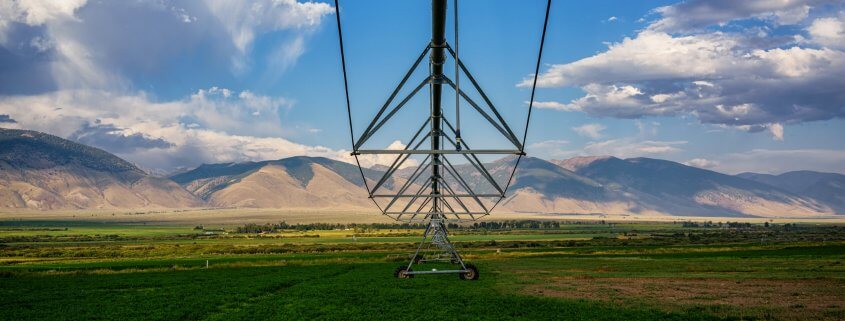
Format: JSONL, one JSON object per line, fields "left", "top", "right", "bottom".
{"left": 430, "top": 0, "right": 447, "bottom": 215}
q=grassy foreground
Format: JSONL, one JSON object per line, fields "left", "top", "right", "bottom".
{"left": 1, "top": 220, "right": 844, "bottom": 320}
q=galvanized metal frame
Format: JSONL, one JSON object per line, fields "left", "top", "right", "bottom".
{"left": 335, "top": 0, "right": 550, "bottom": 278}
{"left": 343, "top": 0, "right": 525, "bottom": 278}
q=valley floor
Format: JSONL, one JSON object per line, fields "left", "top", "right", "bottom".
{"left": 2, "top": 208, "right": 844, "bottom": 225}
{"left": 1, "top": 219, "right": 844, "bottom": 320}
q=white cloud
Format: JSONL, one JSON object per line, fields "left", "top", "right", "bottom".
{"left": 526, "top": 140, "right": 573, "bottom": 159}
{"left": 711, "top": 149, "right": 845, "bottom": 174}
{"left": 572, "top": 123, "right": 606, "bottom": 139}
{"left": 683, "top": 158, "right": 720, "bottom": 169}
{"left": 730, "top": 122, "right": 786, "bottom": 140}
{"left": 0, "top": 88, "right": 360, "bottom": 172}
{"left": 0, "top": 0, "right": 332, "bottom": 92}
{"left": 519, "top": 32, "right": 744, "bottom": 88}
{"left": 581, "top": 139, "right": 686, "bottom": 159}
{"left": 28, "top": 36, "right": 53, "bottom": 52}
{"left": 0, "top": 0, "right": 88, "bottom": 43}
{"left": 769, "top": 123, "right": 784, "bottom": 141}
{"left": 808, "top": 13, "right": 845, "bottom": 50}
{"left": 268, "top": 34, "right": 307, "bottom": 75}
{"left": 529, "top": 100, "right": 581, "bottom": 112}
{"left": 0, "top": 0, "right": 361, "bottom": 173}
{"left": 0, "top": 0, "right": 102, "bottom": 89}
{"left": 607, "top": 16, "right": 618, "bottom": 22}
{"left": 528, "top": 139, "right": 570, "bottom": 149}
{"left": 521, "top": 29, "right": 845, "bottom": 136}
{"left": 352, "top": 140, "right": 419, "bottom": 169}
{"left": 648, "top": 0, "right": 832, "bottom": 33}
{"left": 519, "top": 1, "right": 845, "bottom": 143}
{"left": 205, "top": 0, "right": 331, "bottom": 53}
{"left": 204, "top": 0, "right": 332, "bottom": 72}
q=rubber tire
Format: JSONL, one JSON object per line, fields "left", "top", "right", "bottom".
{"left": 459, "top": 263, "right": 479, "bottom": 280}
{"left": 394, "top": 266, "right": 414, "bottom": 279}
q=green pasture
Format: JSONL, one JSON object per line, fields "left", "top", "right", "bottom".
{"left": 1, "top": 220, "right": 844, "bottom": 320}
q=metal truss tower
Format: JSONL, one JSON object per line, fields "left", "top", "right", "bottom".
{"left": 334, "top": 0, "right": 551, "bottom": 280}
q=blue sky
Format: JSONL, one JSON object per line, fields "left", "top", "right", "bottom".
{"left": 1, "top": 0, "right": 844, "bottom": 175}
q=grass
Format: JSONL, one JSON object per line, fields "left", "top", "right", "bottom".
{"left": 1, "top": 220, "right": 844, "bottom": 320}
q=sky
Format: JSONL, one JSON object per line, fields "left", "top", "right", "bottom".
{"left": 0, "top": 0, "right": 844, "bottom": 175}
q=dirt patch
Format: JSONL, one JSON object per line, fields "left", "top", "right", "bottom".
{"left": 525, "top": 277, "right": 845, "bottom": 320}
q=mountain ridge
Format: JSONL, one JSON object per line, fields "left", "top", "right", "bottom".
{"left": 0, "top": 128, "right": 841, "bottom": 217}
{"left": 0, "top": 128, "right": 202, "bottom": 209}
{"left": 738, "top": 171, "right": 845, "bottom": 213}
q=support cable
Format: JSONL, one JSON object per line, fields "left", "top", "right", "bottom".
{"left": 454, "top": 0, "right": 462, "bottom": 151}
{"left": 334, "top": 0, "right": 382, "bottom": 212}
{"left": 490, "top": 0, "right": 552, "bottom": 212}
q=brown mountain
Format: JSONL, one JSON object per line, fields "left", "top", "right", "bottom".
{"left": 549, "top": 156, "right": 836, "bottom": 217}
{"left": 170, "top": 154, "right": 839, "bottom": 218}
{"left": 1, "top": 128, "right": 840, "bottom": 217}
{"left": 0, "top": 128, "right": 202, "bottom": 210}
{"left": 170, "top": 156, "right": 405, "bottom": 209}
{"left": 738, "top": 171, "right": 845, "bottom": 214}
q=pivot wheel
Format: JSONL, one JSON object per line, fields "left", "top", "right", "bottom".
{"left": 459, "top": 263, "right": 479, "bottom": 280}
{"left": 394, "top": 266, "right": 414, "bottom": 279}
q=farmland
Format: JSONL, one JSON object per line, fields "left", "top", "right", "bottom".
{"left": 1, "top": 219, "right": 844, "bottom": 320}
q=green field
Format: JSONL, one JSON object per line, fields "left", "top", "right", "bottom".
{"left": 2, "top": 220, "right": 844, "bottom": 320}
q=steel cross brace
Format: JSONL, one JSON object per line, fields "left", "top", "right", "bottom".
{"left": 403, "top": 215, "right": 468, "bottom": 275}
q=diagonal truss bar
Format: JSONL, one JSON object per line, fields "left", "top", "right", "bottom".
{"left": 355, "top": 77, "right": 430, "bottom": 149}
{"left": 369, "top": 119, "right": 431, "bottom": 195}
{"left": 441, "top": 76, "right": 522, "bottom": 149}
{"left": 343, "top": 5, "right": 542, "bottom": 224}
{"left": 438, "top": 198, "right": 463, "bottom": 220}
{"left": 355, "top": 45, "right": 431, "bottom": 149}
{"left": 441, "top": 156, "right": 489, "bottom": 213}
{"left": 415, "top": 195, "right": 434, "bottom": 213}
{"left": 393, "top": 176, "right": 432, "bottom": 221}
{"left": 385, "top": 160, "right": 432, "bottom": 213}
{"left": 445, "top": 44, "right": 523, "bottom": 150}
{"left": 440, "top": 121, "right": 505, "bottom": 195}
{"left": 437, "top": 177, "right": 474, "bottom": 220}
{"left": 390, "top": 171, "right": 432, "bottom": 214}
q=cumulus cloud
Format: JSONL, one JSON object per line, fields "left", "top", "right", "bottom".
{"left": 683, "top": 158, "right": 720, "bottom": 169}
{"left": 808, "top": 12, "right": 845, "bottom": 50}
{"left": 352, "top": 140, "right": 420, "bottom": 170}
{"left": 0, "top": 0, "right": 332, "bottom": 93}
{"left": 768, "top": 123, "right": 784, "bottom": 141}
{"left": 529, "top": 100, "right": 581, "bottom": 112}
{"left": 0, "top": 1, "right": 346, "bottom": 173}
{"left": 648, "top": 0, "right": 834, "bottom": 33}
{"left": 68, "top": 122, "right": 173, "bottom": 153}
{"left": 0, "top": 88, "right": 355, "bottom": 172}
{"left": 522, "top": 2, "right": 845, "bottom": 139}
{"left": 581, "top": 139, "right": 686, "bottom": 159}
{"left": 0, "top": 0, "right": 88, "bottom": 43}
{"left": 572, "top": 123, "right": 606, "bottom": 139}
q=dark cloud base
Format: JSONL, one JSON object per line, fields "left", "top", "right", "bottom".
{"left": 69, "top": 123, "right": 172, "bottom": 154}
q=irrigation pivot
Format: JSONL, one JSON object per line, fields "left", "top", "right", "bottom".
{"left": 334, "top": 0, "right": 551, "bottom": 279}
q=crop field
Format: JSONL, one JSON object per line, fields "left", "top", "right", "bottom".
{"left": 1, "top": 219, "right": 845, "bottom": 320}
